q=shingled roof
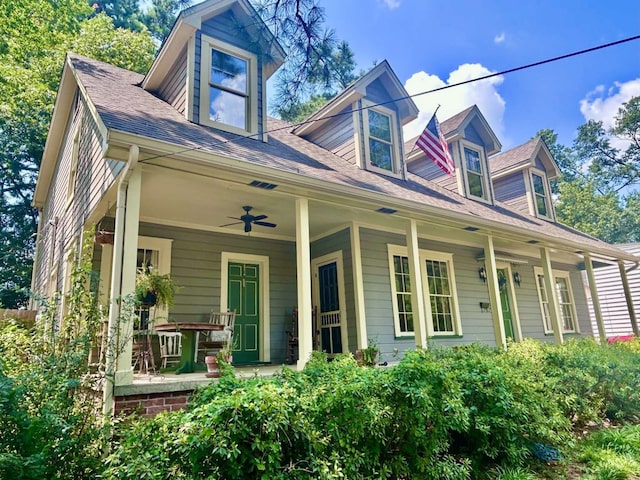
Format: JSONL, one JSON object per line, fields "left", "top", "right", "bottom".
{"left": 490, "top": 138, "right": 539, "bottom": 175}
{"left": 66, "top": 53, "right": 633, "bottom": 261}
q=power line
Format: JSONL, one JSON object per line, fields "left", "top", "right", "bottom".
{"left": 140, "top": 33, "right": 640, "bottom": 163}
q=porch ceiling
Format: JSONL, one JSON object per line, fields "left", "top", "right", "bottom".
{"left": 138, "top": 165, "right": 386, "bottom": 240}
{"left": 134, "top": 163, "right": 598, "bottom": 267}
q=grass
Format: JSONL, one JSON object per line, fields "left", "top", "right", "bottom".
{"left": 530, "top": 425, "right": 640, "bottom": 480}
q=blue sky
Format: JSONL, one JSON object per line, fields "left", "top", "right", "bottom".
{"left": 314, "top": 0, "right": 640, "bottom": 150}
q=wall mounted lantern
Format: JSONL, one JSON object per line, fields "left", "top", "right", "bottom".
{"left": 478, "top": 267, "right": 487, "bottom": 283}
{"left": 513, "top": 271, "right": 521, "bottom": 287}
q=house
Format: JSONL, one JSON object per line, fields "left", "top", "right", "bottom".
{"left": 31, "top": 0, "right": 639, "bottom": 415}
{"left": 585, "top": 243, "right": 639, "bottom": 339}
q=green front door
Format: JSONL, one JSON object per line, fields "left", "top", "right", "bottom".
{"left": 228, "top": 262, "right": 259, "bottom": 364}
{"left": 497, "top": 269, "right": 514, "bottom": 340}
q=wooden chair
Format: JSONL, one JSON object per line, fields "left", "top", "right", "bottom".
{"left": 194, "top": 310, "right": 236, "bottom": 362}
{"left": 158, "top": 332, "right": 182, "bottom": 369}
{"left": 285, "top": 306, "right": 319, "bottom": 364}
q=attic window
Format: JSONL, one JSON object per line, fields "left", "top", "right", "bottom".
{"left": 361, "top": 100, "right": 401, "bottom": 177}
{"left": 199, "top": 35, "right": 258, "bottom": 135}
{"left": 210, "top": 50, "right": 247, "bottom": 129}
{"left": 530, "top": 170, "right": 553, "bottom": 220}
{"left": 458, "top": 140, "right": 491, "bottom": 203}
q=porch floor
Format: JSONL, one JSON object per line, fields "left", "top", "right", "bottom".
{"left": 115, "top": 364, "right": 295, "bottom": 397}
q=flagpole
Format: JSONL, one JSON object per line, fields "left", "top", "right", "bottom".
{"left": 408, "top": 104, "right": 441, "bottom": 156}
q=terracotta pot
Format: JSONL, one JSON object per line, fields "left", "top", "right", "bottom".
{"left": 204, "top": 355, "right": 220, "bottom": 378}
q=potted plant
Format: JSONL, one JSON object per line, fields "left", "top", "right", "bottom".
{"left": 204, "top": 354, "right": 220, "bottom": 378}
{"left": 135, "top": 270, "right": 179, "bottom": 308}
{"left": 355, "top": 339, "right": 379, "bottom": 366}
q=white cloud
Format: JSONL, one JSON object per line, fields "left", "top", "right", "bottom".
{"left": 580, "top": 78, "right": 640, "bottom": 150}
{"left": 379, "top": 0, "right": 400, "bottom": 10}
{"left": 403, "top": 64, "right": 506, "bottom": 142}
{"left": 494, "top": 32, "right": 506, "bottom": 44}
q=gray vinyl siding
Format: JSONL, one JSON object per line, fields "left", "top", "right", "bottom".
{"left": 365, "top": 78, "right": 394, "bottom": 105}
{"left": 193, "top": 31, "right": 201, "bottom": 124}
{"left": 310, "top": 227, "right": 356, "bottom": 352}
{"left": 356, "top": 227, "right": 588, "bottom": 357}
{"left": 464, "top": 123, "right": 484, "bottom": 145}
{"left": 588, "top": 244, "right": 640, "bottom": 338}
{"left": 34, "top": 92, "right": 117, "bottom": 299}
{"left": 304, "top": 107, "right": 356, "bottom": 164}
{"left": 493, "top": 172, "right": 530, "bottom": 214}
{"left": 156, "top": 47, "right": 187, "bottom": 114}
{"left": 519, "top": 260, "right": 593, "bottom": 341}
{"left": 407, "top": 153, "right": 457, "bottom": 191}
{"left": 571, "top": 269, "right": 592, "bottom": 335}
{"left": 138, "top": 223, "right": 297, "bottom": 364}
{"left": 201, "top": 10, "right": 258, "bottom": 53}
{"left": 358, "top": 228, "right": 503, "bottom": 359}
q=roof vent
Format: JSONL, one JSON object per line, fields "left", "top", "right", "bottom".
{"left": 249, "top": 180, "right": 278, "bottom": 190}
{"left": 376, "top": 207, "right": 397, "bottom": 214}
{"left": 464, "top": 226, "right": 479, "bottom": 231}
{"left": 527, "top": 240, "right": 540, "bottom": 244}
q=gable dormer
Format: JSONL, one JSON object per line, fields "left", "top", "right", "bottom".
{"left": 490, "top": 137, "right": 560, "bottom": 221}
{"left": 407, "top": 105, "right": 501, "bottom": 204}
{"left": 142, "top": 0, "right": 285, "bottom": 139}
{"left": 293, "top": 61, "right": 419, "bottom": 179}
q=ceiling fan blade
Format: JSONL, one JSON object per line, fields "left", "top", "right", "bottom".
{"left": 219, "top": 221, "right": 242, "bottom": 228}
{"left": 254, "top": 221, "right": 276, "bottom": 228}
{"left": 252, "top": 214, "right": 268, "bottom": 222}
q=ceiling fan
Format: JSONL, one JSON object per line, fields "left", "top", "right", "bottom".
{"left": 220, "top": 205, "right": 277, "bottom": 233}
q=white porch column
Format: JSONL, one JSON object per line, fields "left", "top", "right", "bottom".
{"left": 407, "top": 219, "right": 428, "bottom": 348}
{"left": 540, "top": 247, "right": 564, "bottom": 344}
{"left": 103, "top": 147, "right": 140, "bottom": 415}
{"left": 584, "top": 253, "right": 606, "bottom": 341}
{"left": 350, "top": 222, "right": 368, "bottom": 350}
{"left": 618, "top": 260, "right": 639, "bottom": 337}
{"left": 115, "top": 165, "right": 142, "bottom": 382}
{"left": 483, "top": 235, "right": 506, "bottom": 349}
{"left": 295, "top": 198, "right": 313, "bottom": 370}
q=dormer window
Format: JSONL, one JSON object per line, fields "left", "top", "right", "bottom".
{"left": 460, "top": 141, "right": 490, "bottom": 202}
{"left": 199, "top": 35, "right": 258, "bottom": 135}
{"left": 362, "top": 100, "right": 401, "bottom": 177}
{"left": 530, "top": 170, "right": 552, "bottom": 219}
{"left": 210, "top": 49, "right": 247, "bottom": 129}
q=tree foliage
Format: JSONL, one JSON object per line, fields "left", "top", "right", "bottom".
{"left": 0, "top": 0, "right": 155, "bottom": 307}
{"left": 537, "top": 98, "right": 640, "bottom": 244}
{"left": 253, "top": 0, "right": 359, "bottom": 120}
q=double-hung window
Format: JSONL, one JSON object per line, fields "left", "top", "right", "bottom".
{"left": 530, "top": 171, "right": 552, "bottom": 219}
{"left": 534, "top": 267, "right": 578, "bottom": 333}
{"left": 388, "top": 245, "right": 461, "bottom": 337}
{"left": 199, "top": 35, "right": 257, "bottom": 135}
{"left": 362, "top": 101, "right": 400, "bottom": 176}
{"left": 464, "top": 146, "right": 486, "bottom": 199}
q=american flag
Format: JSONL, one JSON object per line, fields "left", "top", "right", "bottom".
{"left": 415, "top": 113, "right": 455, "bottom": 175}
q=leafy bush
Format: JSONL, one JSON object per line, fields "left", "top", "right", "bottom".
{"left": 0, "top": 233, "right": 109, "bottom": 479}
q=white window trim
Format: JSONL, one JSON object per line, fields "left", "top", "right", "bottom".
{"left": 311, "top": 250, "right": 349, "bottom": 353}
{"left": 198, "top": 34, "right": 258, "bottom": 136}
{"left": 533, "top": 267, "right": 579, "bottom": 334}
{"left": 528, "top": 169, "right": 554, "bottom": 221}
{"left": 65, "top": 119, "right": 81, "bottom": 209}
{"left": 361, "top": 99, "right": 402, "bottom": 178}
{"left": 388, "top": 245, "right": 462, "bottom": 337}
{"left": 457, "top": 139, "right": 492, "bottom": 204}
{"left": 138, "top": 236, "right": 173, "bottom": 325}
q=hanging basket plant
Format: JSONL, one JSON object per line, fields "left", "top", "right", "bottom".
{"left": 135, "top": 270, "right": 179, "bottom": 308}
{"left": 94, "top": 230, "right": 115, "bottom": 245}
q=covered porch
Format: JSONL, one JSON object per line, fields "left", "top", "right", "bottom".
{"left": 86, "top": 144, "right": 639, "bottom": 414}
